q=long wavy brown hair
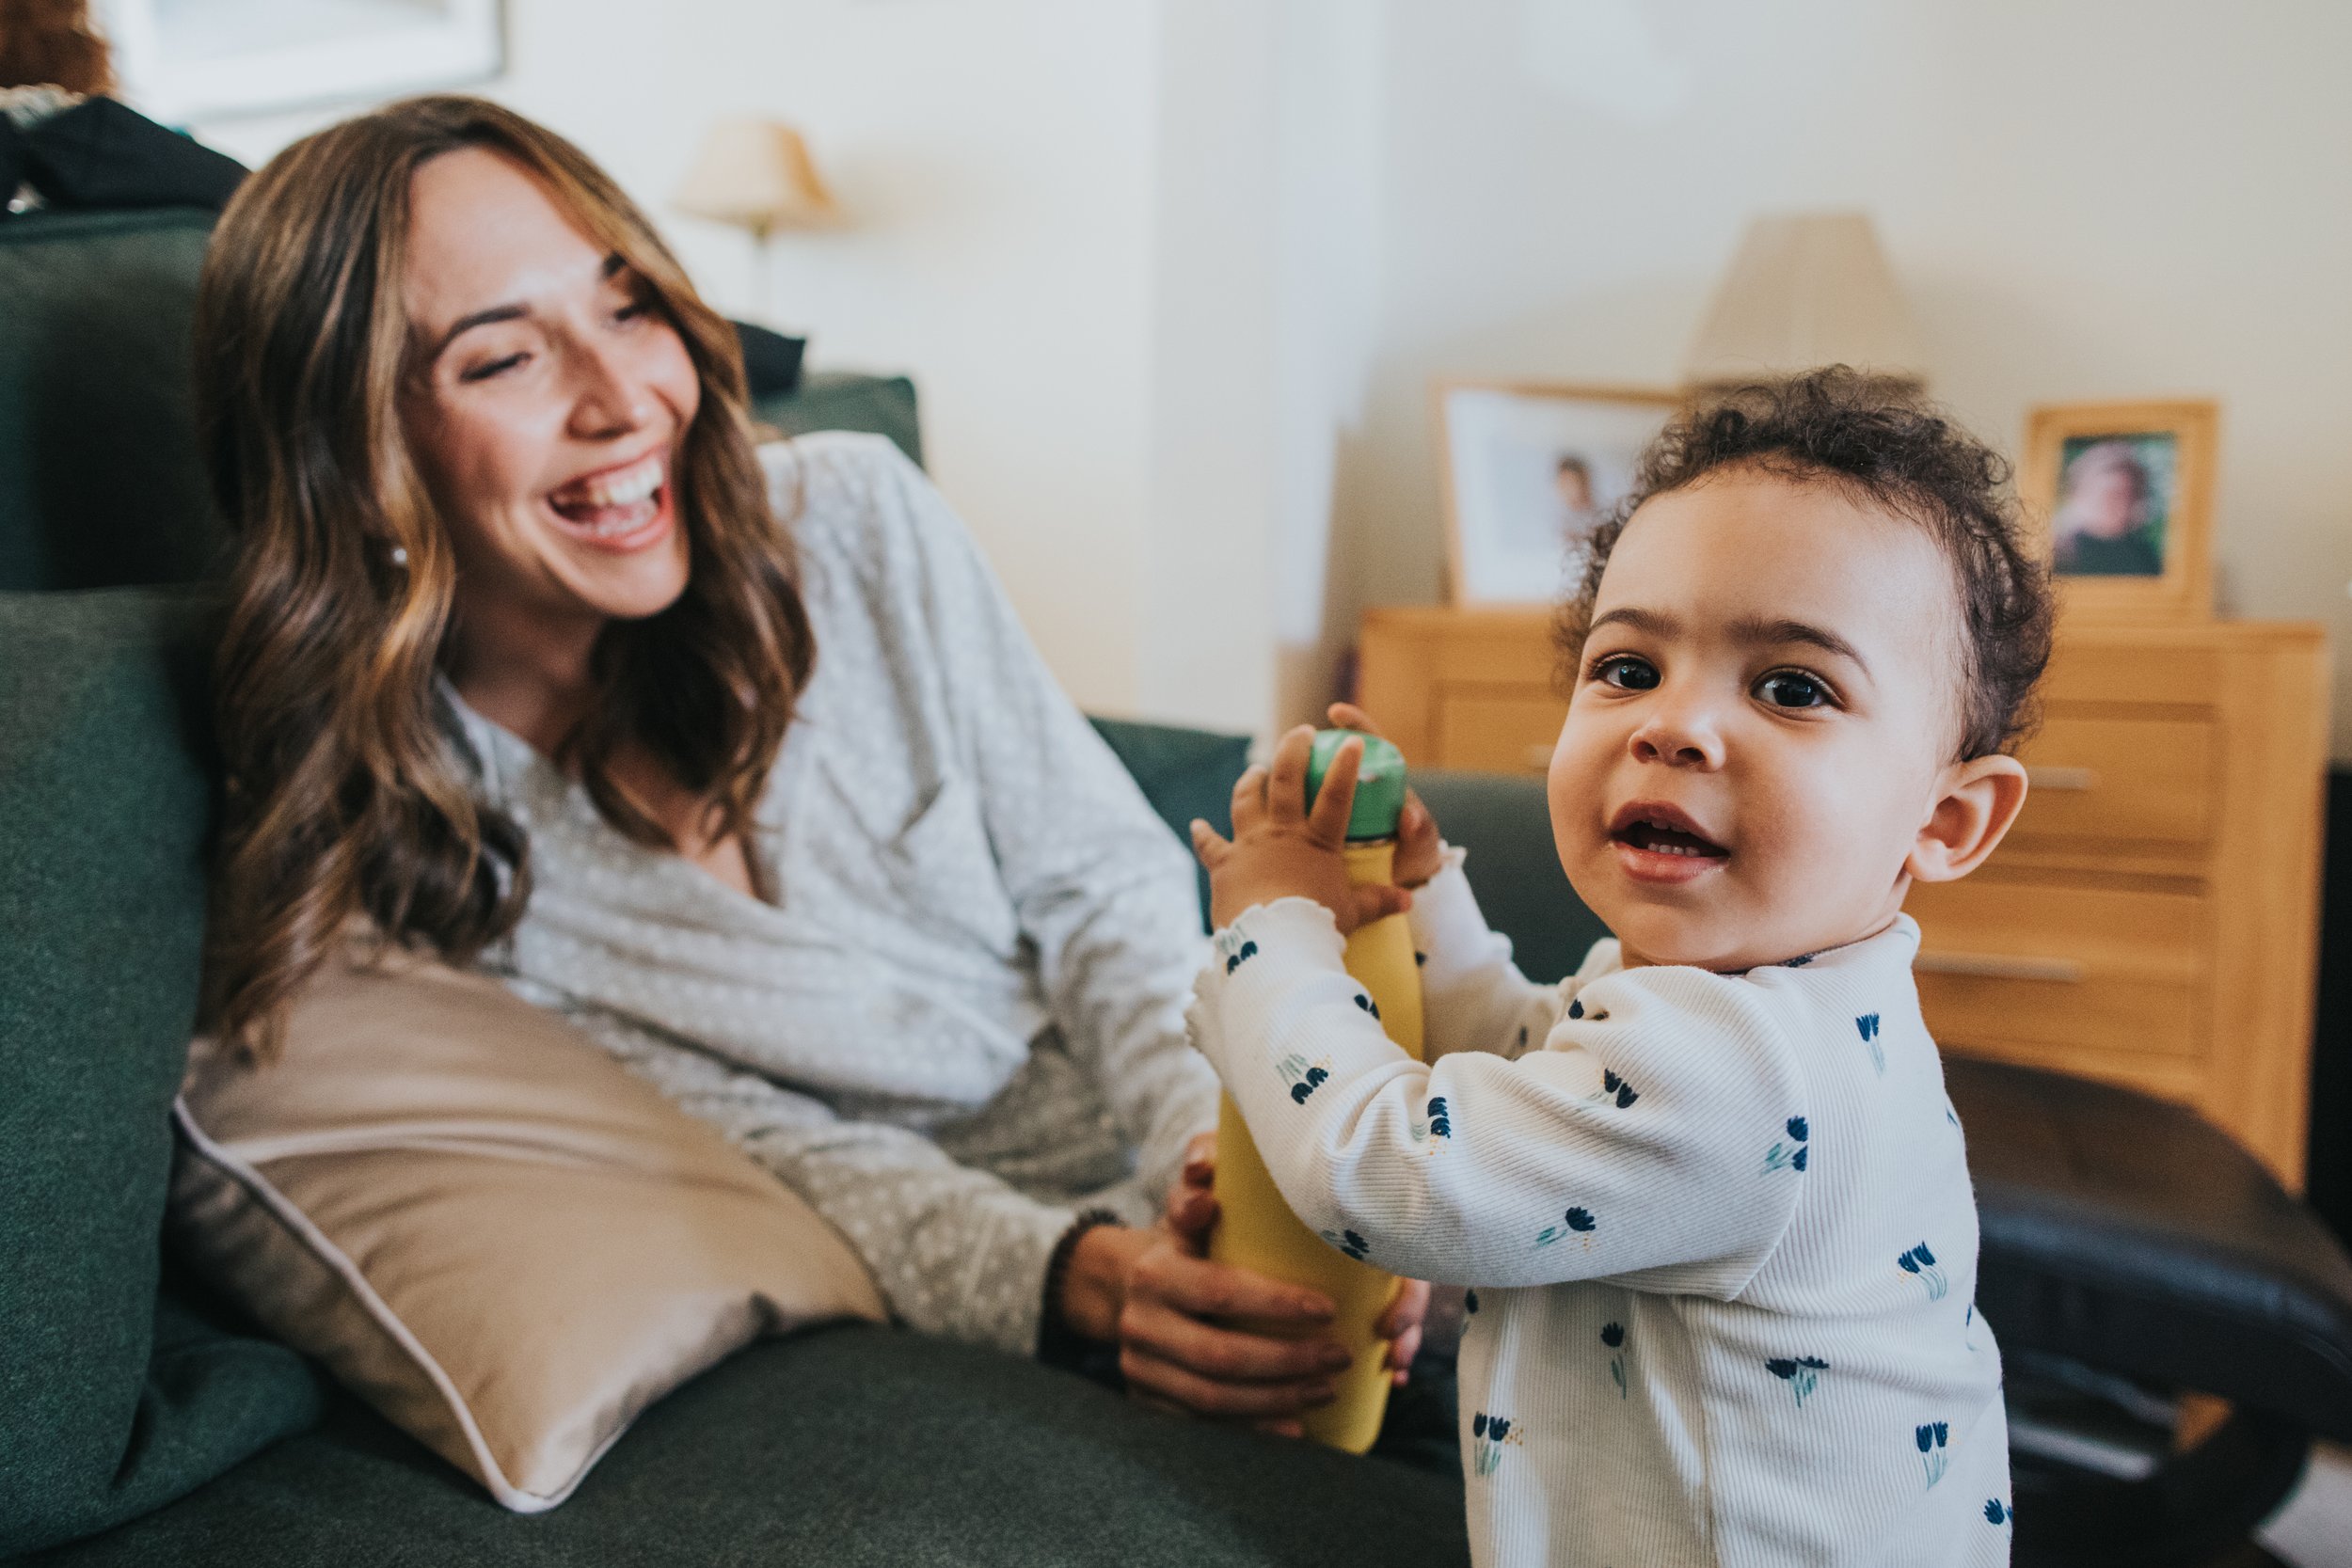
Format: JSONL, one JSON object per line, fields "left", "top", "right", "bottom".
{"left": 198, "top": 95, "right": 816, "bottom": 1056}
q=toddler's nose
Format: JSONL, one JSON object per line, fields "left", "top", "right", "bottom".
{"left": 1629, "top": 709, "right": 1724, "bottom": 768}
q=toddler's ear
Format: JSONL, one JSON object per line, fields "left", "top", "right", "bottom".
{"left": 1907, "top": 754, "right": 2029, "bottom": 884}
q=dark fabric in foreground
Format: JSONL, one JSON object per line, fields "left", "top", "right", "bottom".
{"left": 0, "top": 100, "right": 246, "bottom": 215}
{"left": 26, "top": 1324, "right": 1470, "bottom": 1568}
{"left": 0, "top": 589, "right": 321, "bottom": 1556}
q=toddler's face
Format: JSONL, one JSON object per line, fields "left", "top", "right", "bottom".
{"left": 1549, "top": 469, "right": 2016, "bottom": 972}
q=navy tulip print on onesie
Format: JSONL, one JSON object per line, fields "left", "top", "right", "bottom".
{"left": 1761, "top": 1116, "right": 1809, "bottom": 1174}
{"left": 1856, "top": 1012, "right": 1884, "bottom": 1075}
{"left": 1765, "top": 1355, "right": 1827, "bottom": 1408}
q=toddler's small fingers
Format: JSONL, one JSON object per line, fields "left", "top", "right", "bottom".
{"left": 1305, "top": 736, "right": 1361, "bottom": 843}
{"left": 1229, "top": 765, "right": 1268, "bottom": 832}
{"left": 1266, "top": 726, "right": 1318, "bottom": 825}
{"left": 1327, "top": 702, "right": 1391, "bottom": 742}
{"left": 1351, "top": 884, "right": 1410, "bottom": 928}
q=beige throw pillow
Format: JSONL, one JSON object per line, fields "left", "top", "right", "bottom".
{"left": 169, "top": 940, "right": 887, "bottom": 1512}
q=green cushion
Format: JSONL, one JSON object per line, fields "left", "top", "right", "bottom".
{"left": 1086, "top": 716, "right": 1253, "bottom": 930}
{"left": 1414, "top": 770, "right": 1610, "bottom": 985}
{"left": 25, "top": 1324, "right": 1468, "bottom": 1568}
{"left": 754, "top": 371, "right": 925, "bottom": 468}
{"left": 0, "top": 588, "right": 322, "bottom": 1556}
{"left": 0, "top": 209, "right": 226, "bottom": 593}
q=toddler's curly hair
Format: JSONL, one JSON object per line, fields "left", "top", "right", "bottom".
{"left": 1559, "top": 367, "right": 2055, "bottom": 760}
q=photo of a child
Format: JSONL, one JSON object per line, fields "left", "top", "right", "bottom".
{"left": 1437, "top": 383, "right": 1678, "bottom": 605}
{"left": 2051, "top": 433, "right": 2174, "bottom": 578}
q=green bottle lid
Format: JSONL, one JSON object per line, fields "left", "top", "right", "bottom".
{"left": 1305, "top": 728, "right": 1407, "bottom": 841}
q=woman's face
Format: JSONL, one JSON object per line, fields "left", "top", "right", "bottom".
{"left": 399, "top": 148, "right": 700, "bottom": 642}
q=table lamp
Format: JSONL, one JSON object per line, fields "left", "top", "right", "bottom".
{"left": 1682, "top": 210, "right": 1925, "bottom": 390}
{"left": 673, "top": 117, "right": 841, "bottom": 321}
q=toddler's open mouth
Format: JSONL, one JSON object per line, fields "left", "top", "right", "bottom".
{"left": 1608, "top": 803, "right": 1728, "bottom": 882}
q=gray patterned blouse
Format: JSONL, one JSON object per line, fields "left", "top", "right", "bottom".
{"left": 455, "top": 433, "right": 1220, "bottom": 1355}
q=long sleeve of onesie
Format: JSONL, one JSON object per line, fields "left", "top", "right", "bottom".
{"left": 1186, "top": 875, "right": 1808, "bottom": 1295}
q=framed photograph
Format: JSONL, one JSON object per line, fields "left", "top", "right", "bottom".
{"left": 102, "top": 0, "right": 506, "bottom": 122}
{"left": 2021, "top": 399, "right": 2217, "bottom": 623}
{"left": 1434, "top": 381, "right": 1681, "bottom": 606}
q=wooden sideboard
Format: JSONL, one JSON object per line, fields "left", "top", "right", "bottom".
{"left": 1359, "top": 605, "right": 2330, "bottom": 1188}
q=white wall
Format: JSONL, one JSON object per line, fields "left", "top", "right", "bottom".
{"left": 1346, "top": 0, "right": 2352, "bottom": 752}
{"left": 184, "top": 1, "right": 2352, "bottom": 753}
{"left": 1138, "top": 0, "right": 1382, "bottom": 736}
{"left": 194, "top": 0, "right": 1164, "bottom": 719}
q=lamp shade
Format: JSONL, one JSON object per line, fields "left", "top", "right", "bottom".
{"left": 673, "top": 117, "right": 840, "bottom": 236}
{"left": 1682, "top": 211, "right": 1925, "bottom": 388}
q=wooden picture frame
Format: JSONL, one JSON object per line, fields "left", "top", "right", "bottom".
{"left": 2021, "top": 399, "right": 2218, "bottom": 623}
{"left": 1433, "top": 380, "right": 1683, "bottom": 606}
{"left": 102, "top": 0, "right": 507, "bottom": 122}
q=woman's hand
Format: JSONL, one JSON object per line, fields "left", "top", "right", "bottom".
{"left": 1326, "top": 703, "right": 1444, "bottom": 890}
{"left": 1190, "top": 726, "right": 1412, "bottom": 934}
{"left": 1057, "top": 1135, "right": 1432, "bottom": 1436}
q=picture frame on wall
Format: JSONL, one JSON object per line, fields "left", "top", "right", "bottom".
{"left": 1434, "top": 380, "right": 1682, "bottom": 607}
{"left": 2021, "top": 398, "right": 2218, "bottom": 623}
{"left": 101, "top": 0, "right": 507, "bottom": 122}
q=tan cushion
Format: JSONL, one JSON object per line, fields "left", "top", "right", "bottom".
{"left": 168, "top": 941, "right": 886, "bottom": 1512}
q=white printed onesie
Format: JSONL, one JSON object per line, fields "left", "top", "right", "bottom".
{"left": 1184, "top": 854, "right": 2010, "bottom": 1568}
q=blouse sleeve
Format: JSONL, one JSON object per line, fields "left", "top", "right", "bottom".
{"left": 855, "top": 444, "right": 1221, "bottom": 1216}
{"left": 1185, "top": 898, "right": 1810, "bottom": 1297}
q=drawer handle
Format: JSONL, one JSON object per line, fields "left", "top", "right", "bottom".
{"left": 2026, "top": 766, "right": 2100, "bottom": 792}
{"left": 1915, "top": 951, "right": 2086, "bottom": 984}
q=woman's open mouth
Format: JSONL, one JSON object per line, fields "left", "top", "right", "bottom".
{"left": 1608, "top": 803, "right": 1729, "bottom": 884}
{"left": 545, "top": 451, "right": 672, "bottom": 550}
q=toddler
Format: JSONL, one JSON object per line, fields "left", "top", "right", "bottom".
{"left": 1186, "top": 371, "right": 2053, "bottom": 1567}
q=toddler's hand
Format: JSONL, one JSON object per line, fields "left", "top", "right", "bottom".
{"left": 1327, "top": 703, "right": 1443, "bottom": 889}
{"left": 1190, "top": 726, "right": 1411, "bottom": 934}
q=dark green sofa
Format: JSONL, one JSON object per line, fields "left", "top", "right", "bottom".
{"left": 0, "top": 204, "right": 1602, "bottom": 1565}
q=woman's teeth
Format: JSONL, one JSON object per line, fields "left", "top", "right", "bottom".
{"left": 549, "top": 455, "right": 664, "bottom": 533}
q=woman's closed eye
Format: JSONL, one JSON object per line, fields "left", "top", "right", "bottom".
{"left": 458, "top": 350, "right": 531, "bottom": 383}
{"left": 1754, "top": 668, "right": 1836, "bottom": 710}
{"left": 1589, "top": 653, "right": 1660, "bottom": 691}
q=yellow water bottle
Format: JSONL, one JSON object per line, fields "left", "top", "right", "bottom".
{"left": 1210, "top": 729, "right": 1424, "bottom": 1453}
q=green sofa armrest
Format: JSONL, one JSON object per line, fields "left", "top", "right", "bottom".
{"left": 753, "top": 371, "right": 924, "bottom": 468}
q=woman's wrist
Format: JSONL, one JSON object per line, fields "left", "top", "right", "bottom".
{"left": 1053, "top": 1219, "right": 1150, "bottom": 1345}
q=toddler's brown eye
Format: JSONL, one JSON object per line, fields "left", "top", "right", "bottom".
{"left": 1757, "top": 672, "right": 1827, "bottom": 708}
{"left": 1596, "top": 656, "right": 1659, "bottom": 691}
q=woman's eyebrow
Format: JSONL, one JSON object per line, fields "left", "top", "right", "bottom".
{"left": 1727, "top": 615, "right": 1868, "bottom": 672}
{"left": 431, "top": 302, "right": 528, "bottom": 358}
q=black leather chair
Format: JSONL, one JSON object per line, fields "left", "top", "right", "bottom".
{"left": 1952, "top": 1060, "right": 2352, "bottom": 1567}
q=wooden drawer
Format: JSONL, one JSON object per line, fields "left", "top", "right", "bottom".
{"left": 1434, "top": 689, "right": 1564, "bottom": 774}
{"left": 1905, "top": 875, "right": 2207, "bottom": 1062}
{"left": 2010, "top": 713, "right": 2217, "bottom": 850}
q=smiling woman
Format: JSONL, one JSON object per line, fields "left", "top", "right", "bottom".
{"left": 191, "top": 95, "right": 1427, "bottom": 1439}
{"left": 198, "top": 97, "right": 807, "bottom": 1043}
